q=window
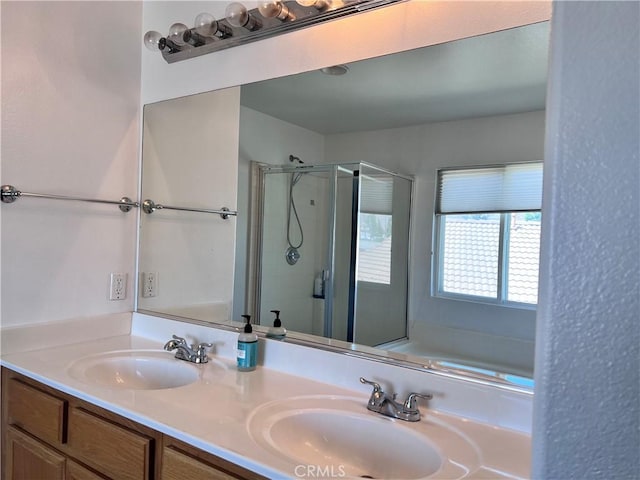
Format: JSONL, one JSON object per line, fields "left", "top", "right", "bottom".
{"left": 358, "top": 176, "right": 393, "bottom": 285}
{"left": 358, "top": 213, "right": 392, "bottom": 284}
{"left": 434, "top": 163, "right": 543, "bottom": 306}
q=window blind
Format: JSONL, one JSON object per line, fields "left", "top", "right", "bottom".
{"left": 437, "top": 162, "right": 543, "bottom": 214}
{"left": 360, "top": 175, "right": 393, "bottom": 214}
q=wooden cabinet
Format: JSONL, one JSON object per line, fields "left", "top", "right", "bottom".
{"left": 6, "top": 378, "right": 66, "bottom": 445}
{"left": 1, "top": 368, "right": 265, "bottom": 480}
{"left": 162, "top": 446, "right": 237, "bottom": 480}
{"left": 67, "top": 407, "right": 153, "bottom": 480}
{"left": 5, "top": 426, "right": 66, "bottom": 480}
{"left": 161, "top": 437, "right": 263, "bottom": 480}
{"left": 66, "top": 460, "right": 109, "bottom": 480}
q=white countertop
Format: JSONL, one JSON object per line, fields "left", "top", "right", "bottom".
{"left": 1, "top": 315, "right": 531, "bottom": 479}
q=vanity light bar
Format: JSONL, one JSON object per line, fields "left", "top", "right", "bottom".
{"left": 144, "top": 0, "right": 406, "bottom": 64}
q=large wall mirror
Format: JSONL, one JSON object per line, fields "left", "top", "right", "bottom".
{"left": 138, "top": 21, "right": 549, "bottom": 388}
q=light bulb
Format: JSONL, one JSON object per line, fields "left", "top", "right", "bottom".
{"left": 143, "top": 31, "right": 164, "bottom": 51}
{"left": 194, "top": 12, "right": 218, "bottom": 37}
{"left": 225, "top": 2, "right": 249, "bottom": 27}
{"left": 225, "top": 2, "right": 262, "bottom": 30}
{"left": 296, "top": 0, "right": 331, "bottom": 9}
{"left": 168, "top": 22, "right": 189, "bottom": 46}
{"left": 258, "top": 0, "right": 294, "bottom": 21}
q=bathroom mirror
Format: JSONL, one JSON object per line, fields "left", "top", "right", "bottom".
{"left": 138, "top": 22, "right": 549, "bottom": 387}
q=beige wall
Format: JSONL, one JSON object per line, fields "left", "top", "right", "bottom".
{"left": 1, "top": 1, "right": 142, "bottom": 326}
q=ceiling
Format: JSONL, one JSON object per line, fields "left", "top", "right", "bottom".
{"left": 240, "top": 22, "right": 549, "bottom": 135}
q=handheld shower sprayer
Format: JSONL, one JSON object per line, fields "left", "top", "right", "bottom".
{"left": 285, "top": 154, "right": 304, "bottom": 265}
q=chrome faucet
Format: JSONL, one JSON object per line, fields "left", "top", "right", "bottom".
{"left": 360, "top": 377, "right": 433, "bottom": 422}
{"left": 164, "top": 335, "right": 212, "bottom": 364}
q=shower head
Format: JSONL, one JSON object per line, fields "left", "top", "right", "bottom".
{"left": 289, "top": 155, "right": 304, "bottom": 164}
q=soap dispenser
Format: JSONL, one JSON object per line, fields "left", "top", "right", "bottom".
{"left": 266, "top": 309, "right": 287, "bottom": 340}
{"left": 237, "top": 314, "right": 258, "bottom": 372}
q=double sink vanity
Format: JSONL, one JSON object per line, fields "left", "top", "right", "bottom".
{"left": 1, "top": 313, "right": 532, "bottom": 479}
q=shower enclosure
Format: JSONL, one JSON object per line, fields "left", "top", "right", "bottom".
{"left": 248, "top": 162, "right": 412, "bottom": 347}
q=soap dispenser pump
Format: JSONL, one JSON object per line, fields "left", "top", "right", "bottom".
{"left": 237, "top": 314, "right": 258, "bottom": 372}
{"left": 266, "top": 310, "right": 287, "bottom": 340}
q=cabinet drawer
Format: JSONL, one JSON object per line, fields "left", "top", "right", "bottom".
{"left": 162, "top": 446, "right": 237, "bottom": 480}
{"left": 67, "top": 460, "right": 109, "bottom": 480}
{"left": 67, "top": 407, "right": 153, "bottom": 480}
{"left": 7, "top": 378, "right": 66, "bottom": 445}
{"left": 161, "top": 438, "right": 266, "bottom": 480}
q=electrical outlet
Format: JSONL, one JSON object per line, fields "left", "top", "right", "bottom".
{"left": 109, "top": 273, "right": 127, "bottom": 300}
{"left": 141, "top": 272, "right": 158, "bottom": 298}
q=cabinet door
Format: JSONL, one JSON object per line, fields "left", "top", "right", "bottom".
{"left": 67, "top": 460, "right": 109, "bottom": 480}
{"left": 67, "top": 407, "right": 153, "bottom": 480}
{"left": 5, "top": 426, "right": 65, "bottom": 480}
{"left": 162, "top": 446, "right": 237, "bottom": 480}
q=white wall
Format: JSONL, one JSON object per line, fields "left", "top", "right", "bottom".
{"left": 533, "top": 1, "right": 639, "bottom": 478}
{"left": 1, "top": 1, "right": 142, "bottom": 327}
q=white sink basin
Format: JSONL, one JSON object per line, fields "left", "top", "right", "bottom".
{"left": 67, "top": 349, "right": 210, "bottom": 390}
{"left": 268, "top": 410, "right": 440, "bottom": 478}
{"left": 247, "top": 396, "right": 480, "bottom": 479}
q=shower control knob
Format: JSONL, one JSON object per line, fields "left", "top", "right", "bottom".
{"left": 285, "top": 246, "right": 301, "bottom": 265}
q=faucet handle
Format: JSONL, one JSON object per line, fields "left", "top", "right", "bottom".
{"left": 196, "top": 342, "right": 212, "bottom": 352}
{"left": 360, "top": 378, "right": 386, "bottom": 407}
{"left": 195, "top": 342, "right": 213, "bottom": 363}
{"left": 360, "top": 377, "right": 382, "bottom": 393}
{"left": 404, "top": 392, "right": 433, "bottom": 411}
{"left": 172, "top": 334, "right": 188, "bottom": 345}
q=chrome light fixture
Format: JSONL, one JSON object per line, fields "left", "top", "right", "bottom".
{"left": 144, "top": 0, "right": 405, "bottom": 64}
{"left": 225, "top": 2, "right": 263, "bottom": 30}
{"left": 258, "top": 1, "right": 296, "bottom": 21}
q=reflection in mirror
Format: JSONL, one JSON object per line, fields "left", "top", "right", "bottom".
{"left": 248, "top": 162, "right": 411, "bottom": 346}
{"left": 138, "top": 22, "right": 549, "bottom": 387}
{"left": 139, "top": 88, "right": 240, "bottom": 319}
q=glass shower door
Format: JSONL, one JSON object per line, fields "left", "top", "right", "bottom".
{"left": 352, "top": 165, "right": 411, "bottom": 346}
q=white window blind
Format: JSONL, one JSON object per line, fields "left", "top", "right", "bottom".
{"left": 437, "top": 162, "right": 543, "bottom": 214}
{"left": 360, "top": 176, "right": 393, "bottom": 214}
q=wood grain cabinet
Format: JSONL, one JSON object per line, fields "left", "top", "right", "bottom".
{"left": 5, "top": 426, "right": 66, "bottom": 480}
{"left": 161, "top": 437, "right": 264, "bottom": 480}
{"left": 67, "top": 407, "right": 153, "bottom": 480}
{"left": 1, "top": 368, "right": 265, "bottom": 480}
